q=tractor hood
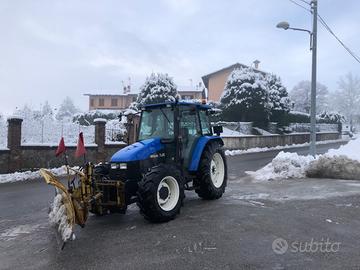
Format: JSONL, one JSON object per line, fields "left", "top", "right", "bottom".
{"left": 110, "top": 137, "right": 164, "bottom": 162}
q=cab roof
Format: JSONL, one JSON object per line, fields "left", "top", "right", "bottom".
{"left": 143, "top": 101, "right": 212, "bottom": 110}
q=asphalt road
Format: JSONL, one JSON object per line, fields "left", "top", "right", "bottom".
{"left": 1, "top": 141, "right": 360, "bottom": 270}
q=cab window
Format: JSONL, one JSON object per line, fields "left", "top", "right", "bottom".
{"left": 199, "top": 110, "right": 211, "bottom": 135}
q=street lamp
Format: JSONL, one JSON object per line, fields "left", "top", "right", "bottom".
{"left": 276, "top": 0, "right": 318, "bottom": 157}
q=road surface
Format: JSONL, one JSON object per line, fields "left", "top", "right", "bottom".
{"left": 1, "top": 141, "right": 360, "bottom": 270}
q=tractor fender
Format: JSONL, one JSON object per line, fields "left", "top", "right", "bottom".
{"left": 188, "top": 136, "right": 224, "bottom": 172}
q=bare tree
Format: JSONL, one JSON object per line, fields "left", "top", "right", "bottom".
{"left": 332, "top": 73, "right": 360, "bottom": 128}
{"left": 289, "top": 80, "right": 329, "bottom": 113}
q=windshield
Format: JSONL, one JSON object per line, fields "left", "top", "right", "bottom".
{"left": 138, "top": 107, "right": 174, "bottom": 140}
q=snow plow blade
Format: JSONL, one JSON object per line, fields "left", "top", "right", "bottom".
{"left": 40, "top": 168, "right": 88, "bottom": 248}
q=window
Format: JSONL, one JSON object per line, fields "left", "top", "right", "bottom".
{"left": 199, "top": 110, "right": 211, "bottom": 135}
{"left": 99, "top": 98, "right": 104, "bottom": 107}
{"left": 138, "top": 107, "right": 174, "bottom": 140}
{"left": 180, "top": 109, "right": 200, "bottom": 136}
{"left": 111, "top": 98, "right": 118, "bottom": 107}
{"left": 90, "top": 99, "right": 94, "bottom": 107}
{"left": 181, "top": 95, "right": 194, "bottom": 100}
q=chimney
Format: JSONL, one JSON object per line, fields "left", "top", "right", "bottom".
{"left": 253, "top": 59, "right": 260, "bottom": 69}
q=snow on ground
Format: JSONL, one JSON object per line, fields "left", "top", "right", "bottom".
{"left": 225, "top": 138, "right": 349, "bottom": 156}
{"left": 247, "top": 137, "right": 360, "bottom": 181}
{"left": 221, "top": 127, "right": 245, "bottom": 137}
{"left": 0, "top": 166, "right": 74, "bottom": 184}
{"left": 0, "top": 224, "right": 42, "bottom": 240}
{"left": 49, "top": 193, "right": 75, "bottom": 242}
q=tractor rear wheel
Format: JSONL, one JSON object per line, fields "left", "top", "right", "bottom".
{"left": 195, "top": 142, "right": 227, "bottom": 199}
{"left": 137, "top": 164, "right": 184, "bottom": 222}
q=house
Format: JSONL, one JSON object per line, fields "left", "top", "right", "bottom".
{"left": 85, "top": 89, "right": 204, "bottom": 111}
{"left": 84, "top": 93, "right": 137, "bottom": 110}
{"left": 178, "top": 88, "right": 204, "bottom": 100}
{"left": 201, "top": 61, "right": 267, "bottom": 102}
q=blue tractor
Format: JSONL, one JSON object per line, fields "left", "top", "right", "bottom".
{"left": 41, "top": 101, "right": 227, "bottom": 242}
{"left": 96, "top": 101, "right": 228, "bottom": 222}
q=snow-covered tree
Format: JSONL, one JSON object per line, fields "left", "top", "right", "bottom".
{"left": 289, "top": 80, "right": 329, "bottom": 113}
{"left": 15, "top": 104, "right": 33, "bottom": 120}
{"left": 220, "top": 67, "right": 269, "bottom": 125}
{"left": 317, "top": 111, "right": 345, "bottom": 124}
{"left": 41, "top": 101, "right": 53, "bottom": 118}
{"left": 331, "top": 73, "right": 360, "bottom": 128}
{"left": 56, "top": 97, "right": 80, "bottom": 120}
{"left": 265, "top": 74, "right": 292, "bottom": 121}
{"left": 134, "top": 73, "right": 178, "bottom": 109}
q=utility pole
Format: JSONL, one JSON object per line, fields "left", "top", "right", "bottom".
{"left": 309, "top": 0, "right": 318, "bottom": 156}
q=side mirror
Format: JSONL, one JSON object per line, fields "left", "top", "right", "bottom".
{"left": 213, "top": 125, "right": 223, "bottom": 136}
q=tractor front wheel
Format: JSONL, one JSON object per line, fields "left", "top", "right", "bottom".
{"left": 137, "top": 164, "right": 184, "bottom": 222}
{"left": 195, "top": 143, "right": 227, "bottom": 200}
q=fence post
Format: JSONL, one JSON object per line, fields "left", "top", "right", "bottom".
{"left": 7, "top": 116, "right": 23, "bottom": 172}
{"left": 94, "top": 118, "right": 106, "bottom": 162}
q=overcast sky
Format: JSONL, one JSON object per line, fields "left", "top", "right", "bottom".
{"left": 1, "top": 0, "right": 359, "bottom": 113}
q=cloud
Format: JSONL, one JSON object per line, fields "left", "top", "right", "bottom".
{"left": 0, "top": 0, "right": 359, "bottom": 113}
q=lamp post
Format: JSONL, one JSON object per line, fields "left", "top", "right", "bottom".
{"left": 276, "top": 0, "right": 318, "bottom": 157}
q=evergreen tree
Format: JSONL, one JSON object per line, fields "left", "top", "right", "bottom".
{"left": 56, "top": 97, "right": 79, "bottom": 120}
{"left": 135, "top": 73, "right": 178, "bottom": 109}
{"left": 266, "top": 74, "right": 292, "bottom": 121}
{"left": 220, "top": 67, "right": 269, "bottom": 126}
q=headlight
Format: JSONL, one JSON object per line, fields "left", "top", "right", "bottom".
{"left": 111, "top": 163, "right": 119, "bottom": 169}
{"left": 119, "top": 163, "right": 127, "bottom": 170}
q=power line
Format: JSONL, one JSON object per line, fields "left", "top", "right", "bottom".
{"left": 297, "top": 0, "right": 310, "bottom": 5}
{"left": 286, "top": 0, "right": 360, "bottom": 64}
{"left": 287, "top": 0, "right": 311, "bottom": 12}
{"left": 317, "top": 14, "right": 360, "bottom": 64}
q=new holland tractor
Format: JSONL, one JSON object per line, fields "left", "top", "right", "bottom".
{"left": 41, "top": 101, "right": 227, "bottom": 244}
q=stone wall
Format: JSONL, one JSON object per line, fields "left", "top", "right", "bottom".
{"left": 222, "top": 132, "right": 340, "bottom": 150}
{"left": 0, "top": 117, "right": 126, "bottom": 174}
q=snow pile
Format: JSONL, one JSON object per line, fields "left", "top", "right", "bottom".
{"left": 306, "top": 138, "right": 360, "bottom": 180}
{"left": 306, "top": 155, "right": 360, "bottom": 180}
{"left": 0, "top": 166, "right": 74, "bottom": 184}
{"left": 246, "top": 151, "right": 314, "bottom": 181}
{"left": 247, "top": 137, "right": 360, "bottom": 181}
{"left": 327, "top": 138, "right": 360, "bottom": 162}
{"left": 49, "top": 193, "right": 74, "bottom": 242}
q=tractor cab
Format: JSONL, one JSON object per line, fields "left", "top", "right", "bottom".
{"left": 136, "top": 102, "right": 221, "bottom": 170}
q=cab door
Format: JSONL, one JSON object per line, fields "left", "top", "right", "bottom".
{"left": 179, "top": 106, "right": 201, "bottom": 168}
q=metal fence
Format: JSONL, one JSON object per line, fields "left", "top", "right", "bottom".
{"left": 21, "top": 119, "right": 95, "bottom": 145}
{"left": 105, "top": 128, "right": 127, "bottom": 142}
